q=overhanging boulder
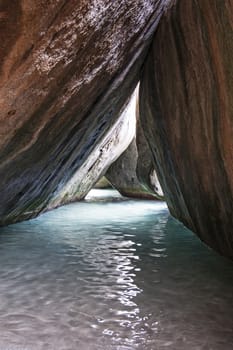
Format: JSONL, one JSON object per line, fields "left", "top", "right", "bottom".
{"left": 0, "top": 0, "right": 173, "bottom": 225}
{"left": 140, "top": 0, "right": 233, "bottom": 258}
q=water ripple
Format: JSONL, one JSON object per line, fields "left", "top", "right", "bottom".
{"left": 0, "top": 190, "right": 232, "bottom": 349}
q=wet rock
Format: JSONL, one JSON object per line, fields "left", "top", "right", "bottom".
{"left": 140, "top": 0, "right": 233, "bottom": 257}
{"left": 0, "top": 0, "right": 173, "bottom": 225}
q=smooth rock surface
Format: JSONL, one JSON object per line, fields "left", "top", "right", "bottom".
{"left": 140, "top": 0, "right": 233, "bottom": 257}
{"left": 136, "top": 94, "right": 163, "bottom": 198}
{"left": 0, "top": 0, "right": 173, "bottom": 225}
{"left": 107, "top": 138, "right": 164, "bottom": 199}
{"left": 106, "top": 91, "right": 163, "bottom": 199}
{"left": 94, "top": 177, "right": 112, "bottom": 189}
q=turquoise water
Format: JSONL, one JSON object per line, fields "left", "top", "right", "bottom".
{"left": 0, "top": 189, "right": 232, "bottom": 350}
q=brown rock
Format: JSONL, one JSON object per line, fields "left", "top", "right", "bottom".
{"left": 140, "top": 0, "right": 233, "bottom": 257}
{"left": 0, "top": 0, "right": 173, "bottom": 225}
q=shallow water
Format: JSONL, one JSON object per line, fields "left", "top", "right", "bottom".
{"left": 0, "top": 189, "right": 232, "bottom": 350}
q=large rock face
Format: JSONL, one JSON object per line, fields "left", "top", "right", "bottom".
{"left": 0, "top": 0, "right": 173, "bottom": 225}
{"left": 140, "top": 0, "right": 233, "bottom": 257}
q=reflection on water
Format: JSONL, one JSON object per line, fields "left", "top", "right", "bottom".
{"left": 0, "top": 189, "right": 232, "bottom": 350}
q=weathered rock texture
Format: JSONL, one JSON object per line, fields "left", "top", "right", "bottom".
{"left": 0, "top": 0, "right": 173, "bottom": 225}
{"left": 48, "top": 92, "right": 136, "bottom": 208}
{"left": 106, "top": 91, "right": 163, "bottom": 199}
{"left": 140, "top": 0, "right": 233, "bottom": 257}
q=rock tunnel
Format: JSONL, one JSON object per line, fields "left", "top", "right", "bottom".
{"left": 0, "top": 0, "right": 233, "bottom": 259}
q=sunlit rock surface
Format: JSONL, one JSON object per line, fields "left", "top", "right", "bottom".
{"left": 106, "top": 137, "right": 163, "bottom": 199}
{"left": 0, "top": 0, "right": 173, "bottom": 225}
{"left": 48, "top": 93, "right": 136, "bottom": 208}
{"left": 136, "top": 95, "right": 164, "bottom": 198}
{"left": 106, "top": 92, "right": 163, "bottom": 199}
{"left": 140, "top": 0, "right": 233, "bottom": 258}
{"left": 94, "top": 177, "right": 112, "bottom": 189}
